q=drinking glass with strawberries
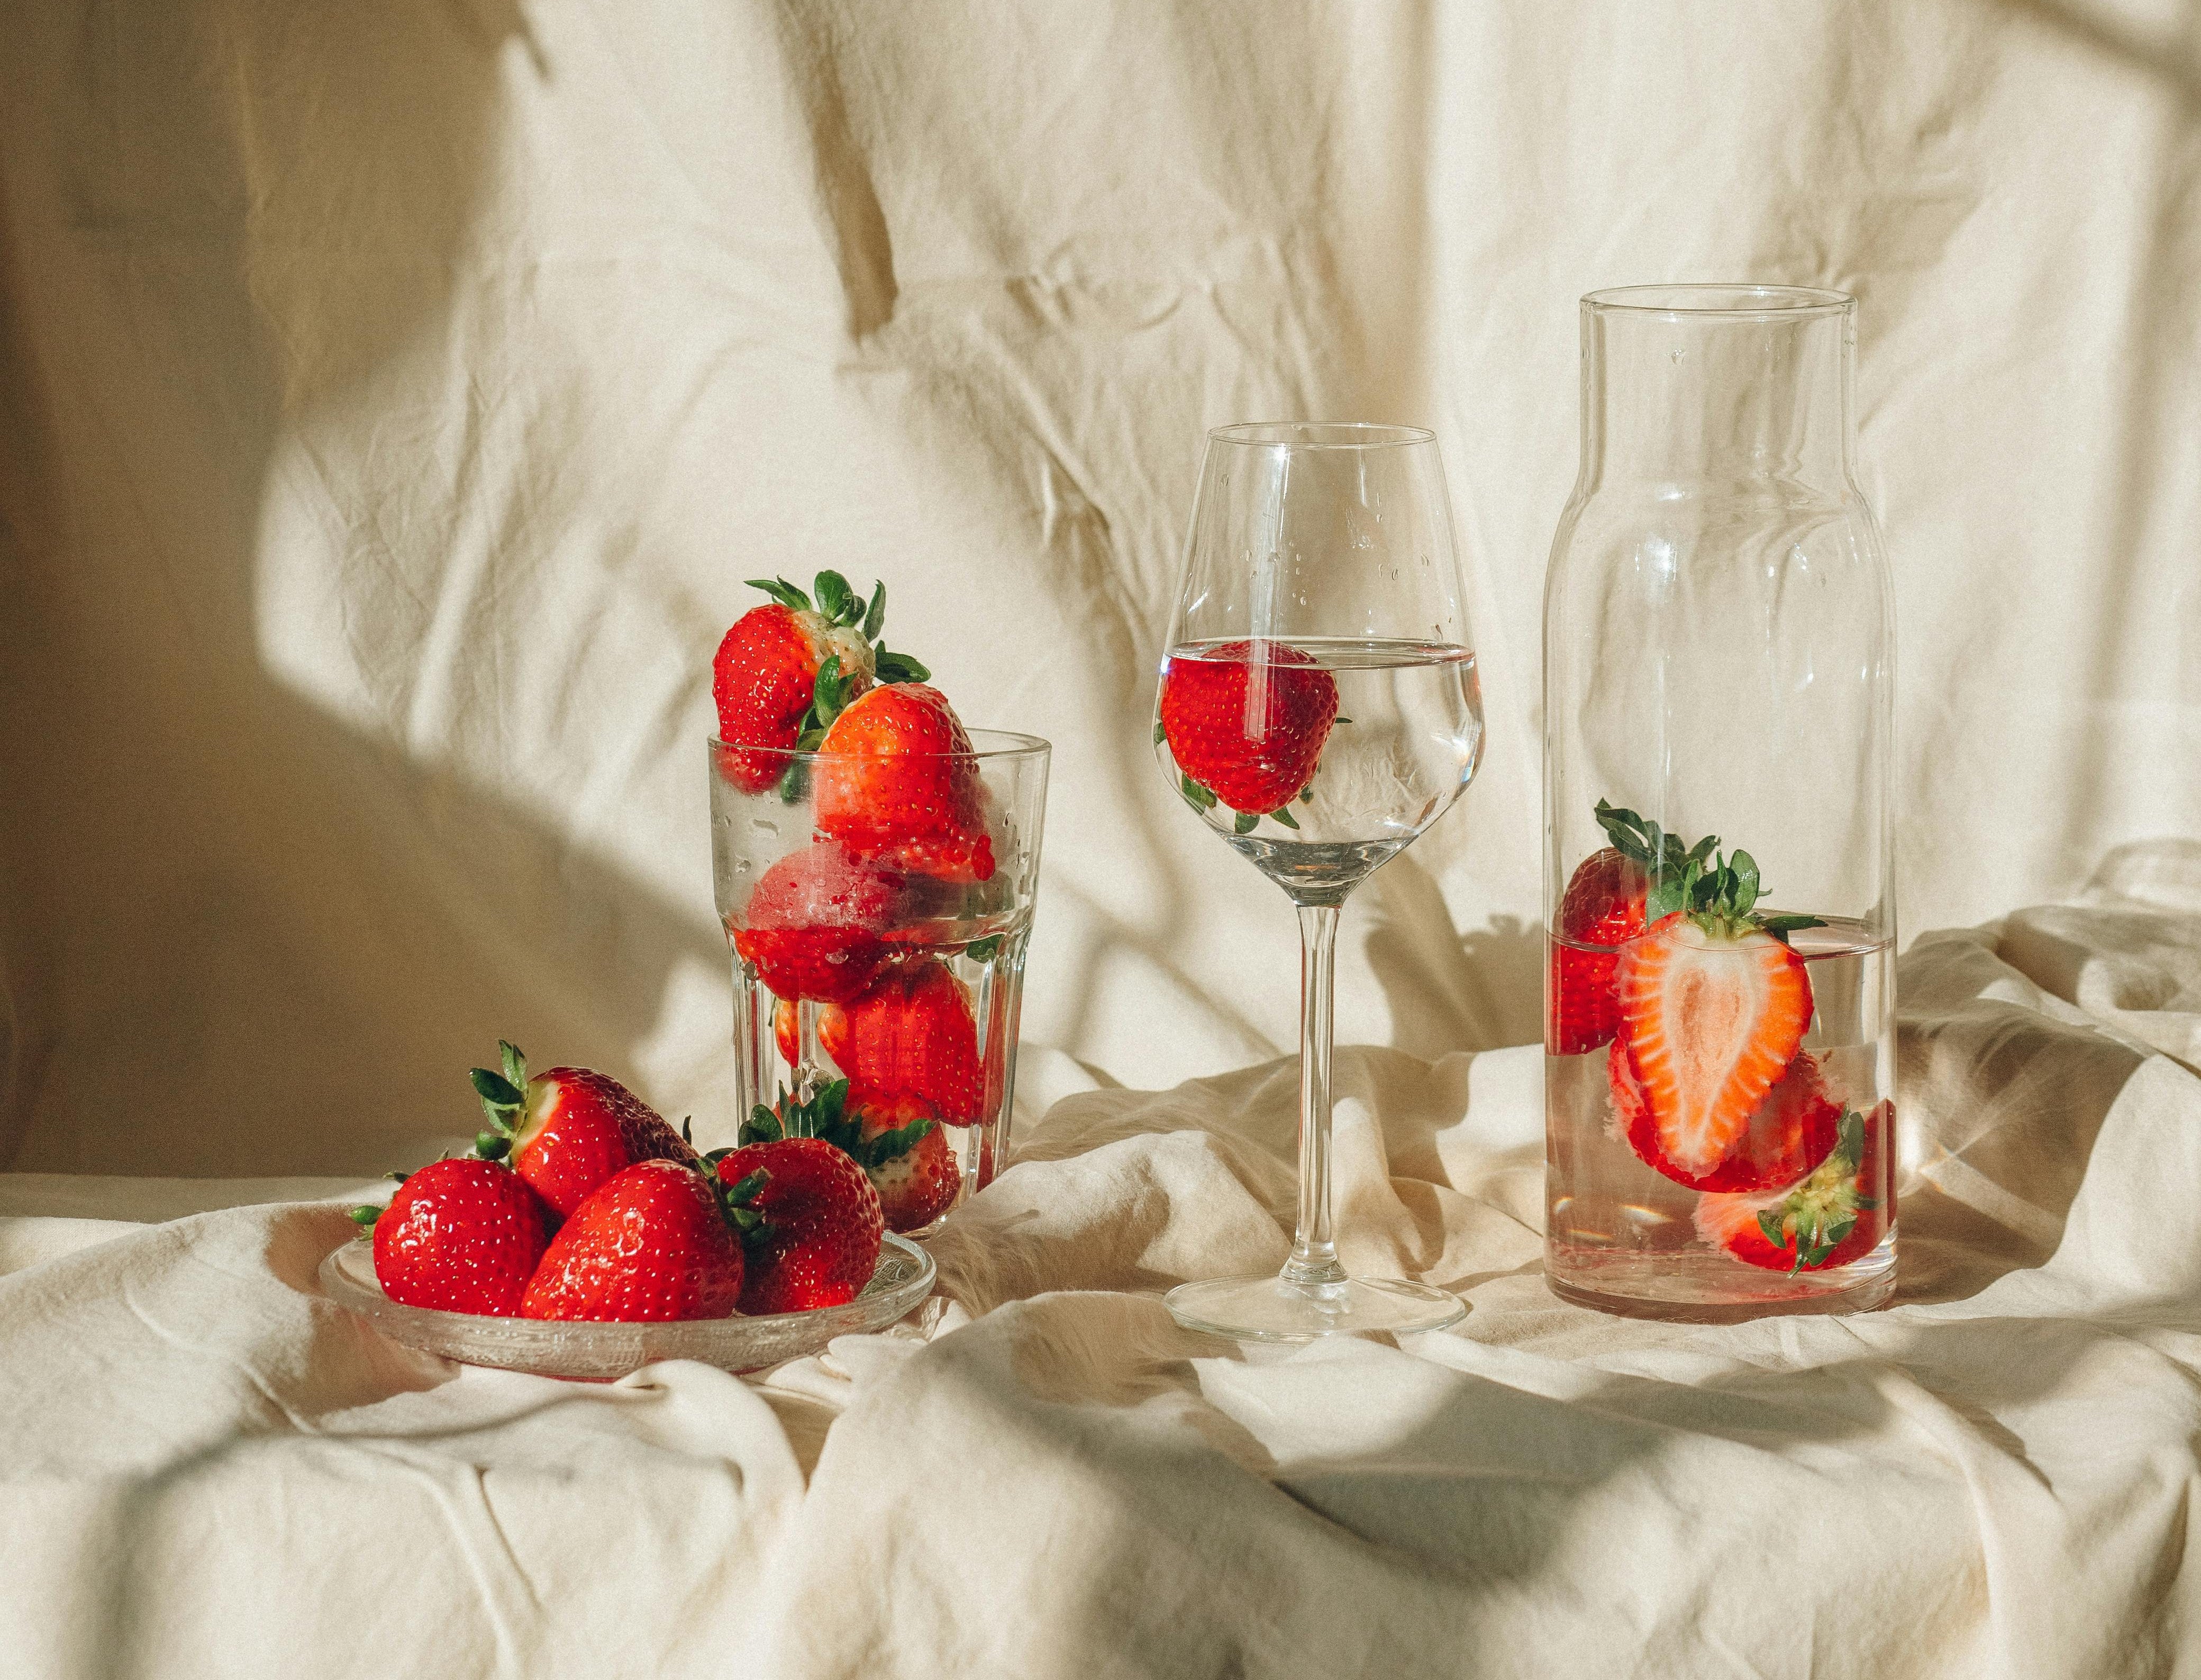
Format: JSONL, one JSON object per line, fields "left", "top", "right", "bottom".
{"left": 1541, "top": 286, "right": 1897, "bottom": 1318}
{"left": 709, "top": 571, "right": 1050, "bottom": 1236}
{"left": 1152, "top": 423, "right": 1485, "bottom": 1341}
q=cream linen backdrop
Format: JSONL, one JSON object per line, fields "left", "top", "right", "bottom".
{"left": 4, "top": 1, "right": 2201, "bottom": 1173}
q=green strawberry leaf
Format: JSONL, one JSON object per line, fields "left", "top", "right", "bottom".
{"left": 1298, "top": 787, "right": 1314, "bottom": 804}
{"left": 721, "top": 1167, "right": 769, "bottom": 1209}
{"left": 1233, "top": 810, "right": 1258, "bottom": 834}
{"left": 862, "top": 580, "right": 887, "bottom": 641}
{"left": 470, "top": 1067, "right": 524, "bottom": 1112}
{"left": 1854, "top": 1195, "right": 1880, "bottom": 1212}
{"left": 963, "top": 934, "right": 1004, "bottom": 962}
{"left": 1823, "top": 1216, "right": 1856, "bottom": 1249}
{"left": 777, "top": 759, "right": 812, "bottom": 803}
{"left": 498, "top": 1040, "right": 526, "bottom": 1090}
{"left": 1333, "top": 714, "right": 1353, "bottom": 725}
{"left": 1270, "top": 805, "right": 1301, "bottom": 830}
{"left": 863, "top": 1114, "right": 936, "bottom": 1168}
{"left": 1758, "top": 914, "right": 1827, "bottom": 946}
{"left": 349, "top": 1205, "right": 379, "bottom": 1235}
{"left": 1730, "top": 850, "right": 1761, "bottom": 916}
{"left": 747, "top": 577, "right": 812, "bottom": 611}
{"left": 473, "top": 1131, "right": 510, "bottom": 1161}
{"left": 1153, "top": 720, "right": 1167, "bottom": 746}
{"left": 1836, "top": 1109, "right": 1866, "bottom": 1170}
{"left": 813, "top": 570, "right": 855, "bottom": 623}
{"left": 740, "top": 1103, "right": 785, "bottom": 1147}
{"left": 875, "top": 648, "right": 930, "bottom": 684}
{"left": 812, "top": 654, "right": 848, "bottom": 727}
{"left": 1757, "top": 1207, "right": 1789, "bottom": 1247}
{"left": 1180, "top": 774, "right": 1217, "bottom": 811}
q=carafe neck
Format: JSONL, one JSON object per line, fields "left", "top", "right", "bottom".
{"left": 1577, "top": 287, "right": 1855, "bottom": 495}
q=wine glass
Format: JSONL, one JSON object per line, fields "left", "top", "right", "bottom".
{"left": 1153, "top": 422, "right": 1485, "bottom": 1341}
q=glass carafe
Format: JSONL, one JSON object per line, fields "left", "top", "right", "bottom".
{"left": 1542, "top": 286, "right": 1896, "bottom": 1320}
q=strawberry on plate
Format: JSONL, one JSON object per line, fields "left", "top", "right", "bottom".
{"left": 1609, "top": 1036, "right": 1840, "bottom": 1193}
{"left": 1695, "top": 1102, "right": 1891, "bottom": 1273}
{"left": 1549, "top": 802, "right": 1717, "bottom": 1056}
{"left": 520, "top": 1158, "right": 765, "bottom": 1322}
{"left": 733, "top": 841, "right": 901, "bottom": 1003}
{"left": 712, "top": 572, "right": 931, "bottom": 794}
{"left": 466, "top": 1042, "right": 697, "bottom": 1220}
{"left": 359, "top": 1156, "right": 553, "bottom": 1316}
{"left": 818, "top": 955, "right": 981, "bottom": 1121}
{"left": 1158, "top": 640, "right": 1338, "bottom": 818}
{"left": 712, "top": 1082, "right": 892, "bottom": 1312}
{"left": 814, "top": 683, "right": 995, "bottom": 883}
{"left": 1612, "top": 847, "right": 1826, "bottom": 1186}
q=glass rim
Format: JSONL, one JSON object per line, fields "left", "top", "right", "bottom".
{"left": 706, "top": 727, "right": 1051, "bottom": 765}
{"left": 1206, "top": 420, "right": 1436, "bottom": 451}
{"left": 1582, "top": 284, "right": 1853, "bottom": 319}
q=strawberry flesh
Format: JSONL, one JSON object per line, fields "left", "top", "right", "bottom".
{"left": 1158, "top": 640, "right": 1338, "bottom": 814}
{"left": 1609, "top": 1036, "right": 1840, "bottom": 1193}
{"left": 370, "top": 1157, "right": 553, "bottom": 1316}
{"left": 814, "top": 683, "right": 995, "bottom": 883}
{"left": 1614, "top": 912, "right": 1815, "bottom": 1182}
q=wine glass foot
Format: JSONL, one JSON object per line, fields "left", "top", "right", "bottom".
{"left": 1163, "top": 1273, "right": 1465, "bottom": 1343}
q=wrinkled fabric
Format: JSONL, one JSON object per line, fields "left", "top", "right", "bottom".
{"left": 6, "top": 2, "right": 2201, "bottom": 1172}
{"left": 5, "top": 890, "right": 2201, "bottom": 1676}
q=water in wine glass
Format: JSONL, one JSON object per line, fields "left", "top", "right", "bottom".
{"left": 1156, "top": 635, "right": 1484, "bottom": 901}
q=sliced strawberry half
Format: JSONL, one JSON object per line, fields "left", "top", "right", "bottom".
{"left": 712, "top": 572, "right": 931, "bottom": 794}
{"left": 1696, "top": 1102, "right": 1891, "bottom": 1273}
{"left": 1549, "top": 802, "right": 1721, "bottom": 1056}
{"left": 1609, "top": 1036, "right": 1840, "bottom": 1193}
{"left": 1611, "top": 843, "right": 1826, "bottom": 1184}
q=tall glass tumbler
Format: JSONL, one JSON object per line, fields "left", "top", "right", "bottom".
{"left": 1542, "top": 286, "right": 1897, "bottom": 1320}
{"left": 710, "top": 731, "right": 1050, "bottom": 1227}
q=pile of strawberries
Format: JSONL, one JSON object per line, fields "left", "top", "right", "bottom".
{"left": 1551, "top": 801, "right": 1890, "bottom": 1275}
{"left": 709, "top": 570, "right": 1003, "bottom": 1237}
{"left": 355, "top": 1046, "right": 904, "bottom": 1321}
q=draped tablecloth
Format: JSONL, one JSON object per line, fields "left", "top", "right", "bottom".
{"left": 8, "top": 867, "right": 2201, "bottom": 1678}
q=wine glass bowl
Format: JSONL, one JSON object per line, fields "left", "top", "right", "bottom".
{"left": 1153, "top": 422, "right": 1483, "bottom": 1340}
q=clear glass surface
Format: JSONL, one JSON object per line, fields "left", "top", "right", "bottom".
{"left": 1153, "top": 421, "right": 1483, "bottom": 1341}
{"left": 1542, "top": 287, "right": 1898, "bottom": 1319}
{"left": 320, "top": 1232, "right": 935, "bottom": 1379}
{"left": 710, "top": 731, "right": 1050, "bottom": 1219}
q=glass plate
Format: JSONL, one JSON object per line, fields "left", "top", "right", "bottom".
{"left": 318, "top": 1233, "right": 935, "bottom": 1379}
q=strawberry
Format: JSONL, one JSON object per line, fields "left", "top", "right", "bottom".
{"left": 813, "top": 683, "right": 995, "bottom": 883}
{"left": 818, "top": 956, "right": 982, "bottom": 1121}
{"left": 1609, "top": 1036, "right": 1841, "bottom": 1193}
{"left": 712, "top": 1083, "right": 890, "bottom": 1312}
{"left": 712, "top": 572, "right": 932, "bottom": 794}
{"left": 1695, "top": 1102, "right": 1891, "bottom": 1273}
{"left": 465, "top": 1042, "right": 697, "bottom": 1220}
{"left": 1158, "top": 640, "right": 1338, "bottom": 818}
{"left": 857, "top": 1092, "right": 963, "bottom": 1233}
{"left": 773, "top": 998, "right": 804, "bottom": 1067}
{"left": 357, "top": 1157, "right": 553, "bottom": 1316}
{"left": 520, "top": 1158, "right": 765, "bottom": 1322}
{"left": 1612, "top": 847, "right": 1826, "bottom": 1185}
{"left": 1549, "top": 803, "right": 1719, "bottom": 1056}
{"left": 733, "top": 841, "right": 901, "bottom": 1003}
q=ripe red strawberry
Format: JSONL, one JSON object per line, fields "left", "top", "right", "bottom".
{"left": 773, "top": 998, "right": 803, "bottom": 1067}
{"left": 466, "top": 1043, "right": 697, "bottom": 1220}
{"left": 1549, "top": 803, "right": 1720, "bottom": 1056}
{"left": 360, "top": 1157, "right": 553, "bottom": 1316}
{"left": 1695, "top": 1102, "right": 1891, "bottom": 1272}
{"left": 520, "top": 1158, "right": 762, "bottom": 1322}
{"left": 857, "top": 1092, "right": 962, "bottom": 1233}
{"left": 711, "top": 573, "right": 931, "bottom": 794}
{"left": 1612, "top": 846, "right": 1825, "bottom": 1184}
{"left": 814, "top": 683, "right": 995, "bottom": 883}
{"left": 1158, "top": 640, "right": 1339, "bottom": 815}
{"left": 733, "top": 841, "right": 901, "bottom": 1003}
{"left": 714, "top": 1082, "right": 887, "bottom": 1312}
{"left": 818, "top": 956, "right": 982, "bottom": 1121}
{"left": 1609, "top": 1037, "right": 1840, "bottom": 1193}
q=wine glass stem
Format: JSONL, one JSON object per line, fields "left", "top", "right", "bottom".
{"left": 1282, "top": 902, "right": 1345, "bottom": 1287}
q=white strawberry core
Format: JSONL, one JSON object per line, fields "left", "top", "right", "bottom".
{"left": 1632, "top": 923, "right": 1798, "bottom": 1175}
{"left": 511, "top": 1076, "right": 561, "bottom": 1155}
{"left": 798, "top": 611, "right": 877, "bottom": 689}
